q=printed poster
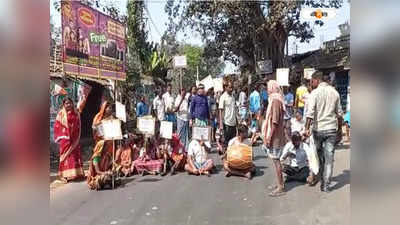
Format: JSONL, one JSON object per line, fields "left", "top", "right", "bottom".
{"left": 62, "top": 1, "right": 126, "bottom": 80}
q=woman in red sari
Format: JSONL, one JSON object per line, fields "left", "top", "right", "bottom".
{"left": 53, "top": 97, "right": 85, "bottom": 182}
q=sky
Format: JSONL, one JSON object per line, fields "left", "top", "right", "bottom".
{"left": 50, "top": 0, "right": 350, "bottom": 74}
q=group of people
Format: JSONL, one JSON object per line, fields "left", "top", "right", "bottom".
{"left": 53, "top": 70, "right": 348, "bottom": 196}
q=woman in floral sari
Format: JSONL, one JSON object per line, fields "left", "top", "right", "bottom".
{"left": 87, "top": 101, "right": 116, "bottom": 190}
{"left": 53, "top": 97, "right": 85, "bottom": 182}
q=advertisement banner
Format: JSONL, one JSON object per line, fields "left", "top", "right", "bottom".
{"left": 62, "top": 1, "right": 126, "bottom": 80}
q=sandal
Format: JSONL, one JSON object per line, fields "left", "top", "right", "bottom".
{"left": 269, "top": 188, "right": 286, "bottom": 197}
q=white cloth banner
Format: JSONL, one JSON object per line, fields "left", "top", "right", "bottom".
{"left": 276, "top": 68, "right": 289, "bottom": 86}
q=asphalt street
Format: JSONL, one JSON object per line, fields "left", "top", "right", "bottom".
{"left": 50, "top": 144, "right": 350, "bottom": 225}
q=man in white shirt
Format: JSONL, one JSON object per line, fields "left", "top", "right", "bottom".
{"left": 162, "top": 84, "right": 175, "bottom": 123}
{"left": 290, "top": 110, "right": 306, "bottom": 135}
{"left": 185, "top": 139, "right": 214, "bottom": 176}
{"left": 174, "top": 88, "right": 190, "bottom": 150}
{"left": 280, "top": 132, "right": 312, "bottom": 183}
{"left": 219, "top": 82, "right": 237, "bottom": 148}
{"left": 152, "top": 90, "right": 165, "bottom": 122}
{"left": 305, "top": 71, "right": 343, "bottom": 192}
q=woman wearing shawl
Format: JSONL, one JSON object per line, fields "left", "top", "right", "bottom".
{"left": 53, "top": 97, "right": 85, "bottom": 182}
{"left": 263, "top": 80, "right": 287, "bottom": 197}
{"left": 87, "top": 101, "right": 116, "bottom": 190}
{"left": 159, "top": 133, "right": 187, "bottom": 176}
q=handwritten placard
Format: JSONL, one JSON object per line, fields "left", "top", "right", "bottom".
{"left": 101, "top": 119, "right": 123, "bottom": 140}
{"left": 276, "top": 68, "right": 289, "bottom": 86}
{"left": 192, "top": 126, "right": 212, "bottom": 141}
{"left": 213, "top": 77, "right": 224, "bottom": 92}
{"left": 115, "top": 101, "right": 126, "bottom": 122}
{"left": 160, "top": 121, "right": 173, "bottom": 139}
{"left": 304, "top": 68, "right": 316, "bottom": 80}
{"left": 137, "top": 117, "right": 156, "bottom": 135}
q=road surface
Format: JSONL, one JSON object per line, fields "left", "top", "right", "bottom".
{"left": 50, "top": 144, "right": 350, "bottom": 225}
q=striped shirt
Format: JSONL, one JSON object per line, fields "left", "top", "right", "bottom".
{"left": 306, "top": 82, "right": 343, "bottom": 131}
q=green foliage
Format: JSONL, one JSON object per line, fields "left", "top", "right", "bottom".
{"left": 165, "top": 0, "right": 344, "bottom": 72}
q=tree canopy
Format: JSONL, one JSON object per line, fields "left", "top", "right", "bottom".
{"left": 165, "top": 0, "right": 344, "bottom": 73}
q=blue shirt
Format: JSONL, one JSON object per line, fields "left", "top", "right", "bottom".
{"left": 136, "top": 101, "right": 148, "bottom": 117}
{"left": 190, "top": 95, "right": 210, "bottom": 120}
{"left": 249, "top": 91, "right": 261, "bottom": 113}
{"left": 284, "top": 93, "right": 294, "bottom": 105}
{"left": 261, "top": 89, "right": 268, "bottom": 101}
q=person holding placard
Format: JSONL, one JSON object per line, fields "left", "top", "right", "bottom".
{"left": 133, "top": 137, "right": 165, "bottom": 176}
{"left": 87, "top": 101, "right": 120, "bottom": 189}
{"left": 185, "top": 139, "right": 214, "bottom": 176}
{"left": 159, "top": 134, "right": 187, "bottom": 176}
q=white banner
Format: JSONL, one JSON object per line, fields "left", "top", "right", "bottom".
{"left": 276, "top": 68, "right": 289, "bottom": 86}
{"left": 173, "top": 55, "right": 187, "bottom": 68}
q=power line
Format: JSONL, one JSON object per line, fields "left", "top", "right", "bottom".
{"left": 143, "top": 0, "right": 162, "bottom": 38}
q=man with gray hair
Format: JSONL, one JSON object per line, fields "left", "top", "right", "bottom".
{"left": 305, "top": 71, "right": 343, "bottom": 193}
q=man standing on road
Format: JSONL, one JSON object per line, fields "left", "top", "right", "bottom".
{"left": 263, "top": 80, "right": 286, "bottom": 197}
{"left": 295, "top": 79, "right": 309, "bottom": 115}
{"left": 174, "top": 88, "right": 190, "bottom": 150}
{"left": 190, "top": 84, "right": 210, "bottom": 127}
{"left": 305, "top": 71, "right": 343, "bottom": 193}
{"left": 163, "top": 84, "right": 175, "bottom": 123}
{"left": 152, "top": 90, "right": 165, "bottom": 132}
{"left": 219, "top": 82, "right": 237, "bottom": 148}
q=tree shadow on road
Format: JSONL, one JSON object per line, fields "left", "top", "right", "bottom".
{"left": 330, "top": 169, "right": 350, "bottom": 191}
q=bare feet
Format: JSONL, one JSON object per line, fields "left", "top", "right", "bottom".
{"left": 269, "top": 187, "right": 286, "bottom": 197}
{"left": 245, "top": 172, "right": 252, "bottom": 180}
{"left": 225, "top": 171, "right": 231, "bottom": 177}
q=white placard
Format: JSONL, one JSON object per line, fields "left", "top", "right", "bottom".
{"left": 137, "top": 117, "right": 156, "bottom": 135}
{"left": 213, "top": 78, "right": 224, "bottom": 92}
{"left": 257, "top": 60, "right": 272, "bottom": 74}
{"left": 201, "top": 75, "right": 214, "bottom": 91}
{"left": 102, "top": 119, "right": 123, "bottom": 140}
{"left": 304, "top": 68, "right": 316, "bottom": 79}
{"left": 276, "top": 68, "right": 289, "bottom": 86}
{"left": 160, "top": 121, "right": 173, "bottom": 139}
{"left": 115, "top": 101, "right": 126, "bottom": 122}
{"left": 173, "top": 55, "right": 187, "bottom": 68}
{"left": 192, "top": 126, "right": 212, "bottom": 141}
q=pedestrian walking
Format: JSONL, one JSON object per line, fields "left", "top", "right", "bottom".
{"left": 305, "top": 71, "right": 343, "bottom": 192}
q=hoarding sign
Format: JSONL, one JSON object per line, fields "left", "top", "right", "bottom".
{"left": 62, "top": 1, "right": 126, "bottom": 80}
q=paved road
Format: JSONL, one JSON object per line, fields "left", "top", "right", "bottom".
{"left": 50, "top": 144, "right": 350, "bottom": 225}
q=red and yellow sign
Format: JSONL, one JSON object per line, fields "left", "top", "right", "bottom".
{"left": 78, "top": 8, "right": 95, "bottom": 26}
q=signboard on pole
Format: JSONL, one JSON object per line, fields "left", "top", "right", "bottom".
{"left": 256, "top": 60, "right": 272, "bottom": 74}
{"left": 137, "top": 117, "right": 156, "bottom": 135}
{"left": 173, "top": 55, "right": 187, "bottom": 68}
{"left": 61, "top": 1, "right": 126, "bottom": 80}
{"left": 276, "top": 68, "right": 289, "bottom": 86}
{"left": 304, "top": 68, "right": 316, "bottom": 79}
